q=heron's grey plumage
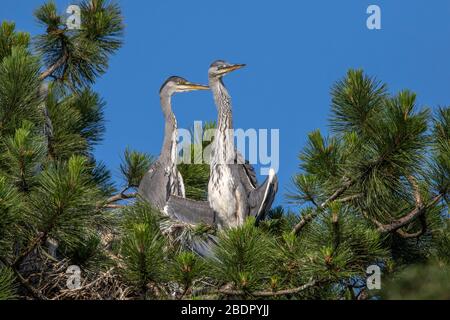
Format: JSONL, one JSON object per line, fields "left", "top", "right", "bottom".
{"left": 165, "top": 195, "right": 217, "bottom": 225}
{"left": 190, "top": 235, "right": 219, "bottom": 257}
{"left": 235, "top": 151, "right": 258, "bottom": 191}
{"left": 165, "top": 195, "right": 220, "bottom": 257}
{"left": 207, "top": 61, "right": 278, "bottom": 228}
{"left": 138, "top": 77, "right": 207, "bottom": 211}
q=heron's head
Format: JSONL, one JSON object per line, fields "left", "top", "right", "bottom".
{"left": 208, "top": 60, "right": 246, "bottom": 80}
{"left": 160, "top": 76, "right": 209, "bottom": 96}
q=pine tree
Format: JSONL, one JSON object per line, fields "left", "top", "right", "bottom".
{"left": 286, "top": 70, "right": 450, "bottom": 299}
{"left": 0, "top": 0, "right": 126, "bottom": 300}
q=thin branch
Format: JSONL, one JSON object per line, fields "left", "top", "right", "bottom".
{"left": 407, "top": 176, "right": 422, "bottom": 207}
{"left": 337, "top": 194, "right": 362, "bottom": 203}
{"left": 106, "top": 192, "right": 137, "bottom": 204}
{"left": 332, "top": 210, "right": 340, "bottom": 252}
{"left": 378, "top": 194, "right": 441, "bottom": 233}
{"left": 218, "top": 280, "right": 317, "bottom": 297}
{"left": 292, "top": 179, "right": 354, "bottom": 235}
{"left": 319, "top": 179, "right": 354, "bottom": 210}
{"left": 39, "top": 50, "right": 69, "bottom": 81}
{"left": 104, "top": 204, "right": 126, "bottom": 209}
{"left": 292, "top": 212, "right": 317, "bottom": 235}
{"left": 365, "top": 194, "right": 443, "bottom": 235}
{"left": 12, "top": 266, "right": 48, "bottom": 300}
{"left": 98, "top": 187, "right": 137, "bottom": 209}
{"left": 396, "top": 225, "right": 426, "bottom": 239}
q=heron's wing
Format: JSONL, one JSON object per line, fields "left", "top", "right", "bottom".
{"left": 248, "top": 170, "right": 279, "bottom": 221}
{"left": 235, "top": 151, "right": 258, "bottom": 192}
{"left": 166, "top": 195, "right": 219, "bottom": 257}
{"left": 138, "top": 161, "right": 168, "bottom": 209}
{"left": 165, "top": 195, "right": 216, "bottom": 225}
{"left": 191, "top": 235, "right": 219, "bottom": 258}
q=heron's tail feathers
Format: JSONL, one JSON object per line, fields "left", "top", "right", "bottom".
{"left": 248, "top": 168, "right": 278, "bottom": 221}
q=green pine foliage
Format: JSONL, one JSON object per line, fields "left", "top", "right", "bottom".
{"left": 34, "top": 0, "right": 124, "bottom": 89}
{"left": 169, "top": 251, "right": 205, "bottom": 297}
{"left": 0, "top": 176, "right": 20, "bottom": 256}
{"left": 45, "top": 87, "right": 106, "bottom": 159}
{"left": 0, "top": 46, "right": 42, "bottom": 137}
{"left": 119, "top": 201, "right": 166, "bottom": 298}
{"left": 208, "top": 218, "right": 277, "bottom": 294}
{"left": 120, "top": 148, "right": 154, "bottom": 188}
{"left": 0, "top": 267, "right": 16, "bottom": 300}
{"left": 1, "top": 122, "right": 46, "bottom": 192}
{"left": 29, "top": 155, "right": 103, "bottom": 250}
{"left": 0, "top": 21, "right": 30, "bottom": 62}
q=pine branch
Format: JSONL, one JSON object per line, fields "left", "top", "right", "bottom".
{"left": 364, "top": 193, "right": 443, "bottom": 235}
{"left": 292, "top": 179, "right": 354, "bottom": 235}
{"left": 106, "top": 191, "right": 137, "bottom": 204}
{"left": 218, "top": 280, "right": 317, "bottom": 297}
{"left": 104, "top": 204, "right": 126, "bottom": 209}
{"left": 292, "top": 211, "right": 317, "bottom": 235}
{"left": 38, "top": 49, "right": 68, "bottom": 81}
{"left": 337, "top": 194, "right": 362, "bottom": 203}
{"left": 393, "top": 177, "right": 428, "bottom": 238}
{"left": 99, "top": 187, "right": 137, "bottom": 209}
{"left": 395, "top": 215, "right": 427, "bottom": 239}
{"left": 408, "top": 176, "right": 422, "bottom": 208}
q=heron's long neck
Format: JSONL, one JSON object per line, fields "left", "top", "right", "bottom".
{"left": 210, "top": 79, "right": 235, "bottom": 165}
{"left": 160, "top": 94, "right": 178, "bottom": 166}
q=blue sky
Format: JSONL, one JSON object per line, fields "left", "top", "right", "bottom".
{"left": 2, "top": 1, "right": 450, "bottom": 208}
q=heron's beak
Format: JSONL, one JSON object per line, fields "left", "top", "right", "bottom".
{"left": 219, "top": 63, "right": 246, "bottom": 75}
{"left": 179, "top": 82, "right": 210, "bottom": 92}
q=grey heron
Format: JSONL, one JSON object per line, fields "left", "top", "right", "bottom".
{"left": 207, "top": 60, "right": 279, "bottom": 228}
{"left": 138, "top": 76, "right": 209, "bottom": 211}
